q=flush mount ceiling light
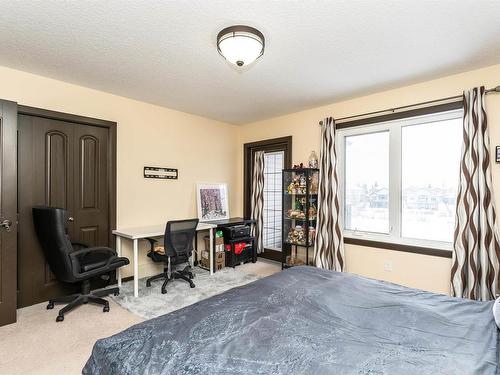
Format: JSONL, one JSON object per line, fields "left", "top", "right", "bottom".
{"left": 217, "top": 25, "right": 265, "bottom": 67}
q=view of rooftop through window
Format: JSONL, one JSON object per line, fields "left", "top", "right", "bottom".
{"left": 345, "top": 131, "right": 389, "bottom": 234}
{"left": 342, "top": 111, "right": 462, "bottom": 245}
{"left": 401, "top": 118, "right": 462, "bottom": 242}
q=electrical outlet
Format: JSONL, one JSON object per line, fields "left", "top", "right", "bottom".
{"left": 384, "top": 261, "right": 393, "bottom": 272}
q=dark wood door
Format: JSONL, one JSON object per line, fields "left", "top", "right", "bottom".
{"left": 73, "top": 125, "right": 109, "bottom": 247}
{"left": 17, "top": 114, "right": 110, "bottom": 308}
{"left": 0, "top": 100, "right": 18, "bottom": 326}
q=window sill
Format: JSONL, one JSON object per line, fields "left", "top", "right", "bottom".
{"left": 343, "top": 237, "right": 453, "bottom": 258}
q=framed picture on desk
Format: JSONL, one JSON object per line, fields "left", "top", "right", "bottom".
{"left": 196, "top": 183, "right": 229, "bottom": 221}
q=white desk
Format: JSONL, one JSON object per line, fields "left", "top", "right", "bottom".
{"left": 112, "top": 222, "right": 217, "bottom": 297}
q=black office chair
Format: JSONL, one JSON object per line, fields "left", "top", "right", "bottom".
{"left": 32, "top": 206, "right": 130, "bottom": 322}
{"left": 146, "top": 219, "right": 199, "bottom": 294}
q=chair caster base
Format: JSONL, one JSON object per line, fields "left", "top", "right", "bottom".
{"left": 103, "top": 305, "right": 110, "bottom": 313}
{"left": 189, "top": 282, "right": 195, "bottom": 288}
{"left": 113, "top": 291, "right": 120, "bottom": 296}
{"left": 56, "top": 315, "right": 64, "bottom": 322}
{"left": 161, "top": 288, "right": 167, "bottom": 294}
{"left": 47, "top": 302, "right": 54, "bottom": 310}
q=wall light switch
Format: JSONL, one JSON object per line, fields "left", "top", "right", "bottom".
{"left": 384, "top": 261, "right": 393, "bottom": 272}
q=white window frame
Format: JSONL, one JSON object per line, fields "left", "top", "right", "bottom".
{"left": 336, "top": 109, "right": 463, "bottom": 251}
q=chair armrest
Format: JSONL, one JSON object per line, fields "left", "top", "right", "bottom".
{"left": 70, "top": 246, "right": 116, "bottom": 258}
{"left": 71, "top": 241, "right": 89, "bottom": 249}
{"left": 70, "top": 247, "right": 117, "bottom": 279}
{"left": 145, "top": 238, "right": 159, "bottom": 251}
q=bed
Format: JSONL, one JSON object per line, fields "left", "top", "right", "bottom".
{"left": 83, "top": 266, "right": 499, "bottom": 374}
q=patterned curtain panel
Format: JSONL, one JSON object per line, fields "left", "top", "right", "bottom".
{"left": 314, "top": 117, "right": 345, "bottom": 271}
{"left": 251, "top": 151, "right": 265, "bottom": 254}
{"left": 451, "top": 87, "right": 500, "bottom": 301}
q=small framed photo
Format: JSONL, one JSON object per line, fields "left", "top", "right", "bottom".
{"left": 196, "top": 183, "right": 229, "bottom": 222}
{"left": 496, "top": 146, "right": 500, "bottom": 163}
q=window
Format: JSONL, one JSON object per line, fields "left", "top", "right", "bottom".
{"left": 263, "top": 151, "right": 284, "bottom": 250}
{"left": 244, "top": 136, "right": 291, "bottom": 260}
{"left": 401, "top": 120, "right": 462, "bottom": 242}
{"left": 338, "top": 109, "right": 463, "bottom": 250}
{"left": 345, "top": 131, "right": 389, "bottom": 234}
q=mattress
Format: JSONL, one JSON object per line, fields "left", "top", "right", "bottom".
{"left": 83, "top": 266, "right": 499, "bottom": 374}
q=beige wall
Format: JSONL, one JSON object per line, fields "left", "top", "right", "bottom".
{"left": 0, "top": 66, "right": 239, "bottom": 278}
{"left": 3, "top": 62, "right": 500, "bottom": 293}
{"left": 237, "top": 63, "right": 500, "bottom": 295}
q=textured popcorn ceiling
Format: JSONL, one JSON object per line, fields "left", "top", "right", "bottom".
{"left": 0, "top": 1, "right": 499, "bottom": 124}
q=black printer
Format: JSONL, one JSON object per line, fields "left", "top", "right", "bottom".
{"left": 222, "top": 224, "right": 251, "bottom": 240}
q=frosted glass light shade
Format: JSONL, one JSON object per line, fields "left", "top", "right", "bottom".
{"left": 217, "top": 26, "right": 265, "bottom": 67}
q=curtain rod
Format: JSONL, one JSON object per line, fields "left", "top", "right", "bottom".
{"left": 319, "top": 85, "right": 500, "bottom": 125}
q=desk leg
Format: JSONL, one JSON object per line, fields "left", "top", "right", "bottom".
{"left": 209, "top": 228, "right": 214, "bottom": 276}
{"left": 116, "top": 236, "right": 122, "bottom": 288}
{"left": 192, "top": 232, "right": 197, "bottom": 267}
{"left": 133, "top": 239, "right": 139, "bottom": 298}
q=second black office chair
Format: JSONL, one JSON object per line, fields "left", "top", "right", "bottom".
{"left": 146, "top": 219, "right": 199, "bottom": 294}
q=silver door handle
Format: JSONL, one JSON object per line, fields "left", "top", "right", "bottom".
{"left": 0, "top": 219, "right": 12, "bottom": 232}
{"left": 68, "top": 217, "right": 74, "bottom": 222}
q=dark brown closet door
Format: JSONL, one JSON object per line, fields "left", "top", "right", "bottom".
{"left": 18, "top": 115, "right": 76, "bottom": 307}
{"left": 73, "top": 124, "right": 109, "bottom": 247}
{"left": 17, "top": 114, "right": 110, "bottom": 308}
{"left": 0, "top": 100, "right": 18, "bottom": 326}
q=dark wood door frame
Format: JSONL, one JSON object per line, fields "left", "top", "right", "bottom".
{"left": 17, "top": 105, "right": 117, "bottom": 246}
{"left": 243, "top": 136, "right": 292, "bottom": 262}
{"left": 0, "top": 100, "right": 18, "bottom": 326}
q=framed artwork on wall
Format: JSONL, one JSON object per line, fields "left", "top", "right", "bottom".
{"left": 196, "top": 183, "right": 229, "bottom": 221}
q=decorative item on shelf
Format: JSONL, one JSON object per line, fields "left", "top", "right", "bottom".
{"left": 286, "top": 255, "right": 305, "bottom": 266}
{"left": 308, "top": 151, "right": 318, "bottom": 168}
{"left": 292, "top": 163, "right": 304, "bottom": 169}
{"left": 286, "top": 225, "right": 305, "bottom": 244}
{"left": 308, "top": 226, "right": 316, "bottom": 244}
{"left": 286, "top": 197, "right": 307, "bottom": 219}
{"left": 294, "top": 176, "right": 302, "bottom": 193}
{"left": 287, "top": 209, "right": 305, "bottom": 219}
{"left": 309, "top": 173, "right": 319, "bottom": 194}
{"left": 308, "top": 204, "right": 317, "bottom": 219}
{"left": 299, "top": 174, "right": 306, "bottom": 188}
{"left": 286, "top": 174, "right": 307, "bottom": 194}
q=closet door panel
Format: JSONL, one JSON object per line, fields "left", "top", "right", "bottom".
{"left": 45, "top": 130, "right": 70, "bottom": 208}
{"left": 17, "top": 115, "right": 76, "bottom": 307}
{"left": 74, "top": 125, "right": 109, "bottom": 247}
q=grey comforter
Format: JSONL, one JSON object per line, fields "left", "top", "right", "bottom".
{"left": 83, "top": 267, "right": 499, "bottom": 374}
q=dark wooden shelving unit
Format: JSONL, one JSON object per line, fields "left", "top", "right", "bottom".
{"left": 281, "top": 168, "right": 319, "bottom": 269}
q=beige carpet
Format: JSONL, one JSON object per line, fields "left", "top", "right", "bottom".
{"left": 0, "top": 259, "right": 280, "bottom": 375}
